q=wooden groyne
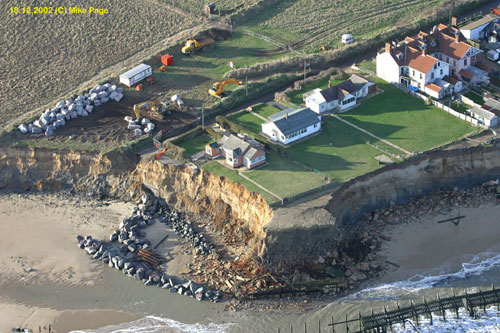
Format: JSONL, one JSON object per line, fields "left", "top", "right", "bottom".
{"left": 329, "top": 285, "right": 500, "bottom": 332}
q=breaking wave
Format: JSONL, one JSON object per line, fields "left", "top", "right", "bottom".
{"left": 71, "top": 315, "right": 231, "bottom": 333}
{"left": 350, "top": 251, "right": 500, "bottom": 300}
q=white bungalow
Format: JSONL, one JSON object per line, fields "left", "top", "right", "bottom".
{"left": 262, "top": 108, "right": 321, "bottom": 145}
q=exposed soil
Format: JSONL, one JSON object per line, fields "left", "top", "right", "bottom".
{"left": 7, "top": 93, "right": 197, "bottom": 149}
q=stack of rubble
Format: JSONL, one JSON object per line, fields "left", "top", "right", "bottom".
{"left": 123, "top": 116, "right": 155, "bottom": 136}
{"left": 76, "top": 193, "right": 221, "bottom": 302}
{"left": 18, "top": 82, "right": 124, "bottom": 136}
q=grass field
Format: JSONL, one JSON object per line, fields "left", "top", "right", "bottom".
{"left": 146, "top": 29, "right": 286, "bottom": 110}
{"left": 202, "top": 161, "right": 276, "bottom": 203}
{"left": 251, "top": 104, "right": 280, "bottom": 119}
{"left": 285, "top": 118, "right": 386, "bottom": 181}
{"left": 243, "top": 152, "right": 327, "bottom": 198}
{"left": 338, "top": 79, "right": 478, "bottom": 152}
{"left": 227, "top": 110, "right": 265, "bottom": 138}
{"left": 176, "top": 134, "right": 214, "bottom": 155}
{"left": 238, "top": 0, "right": 453, "bottom": 52}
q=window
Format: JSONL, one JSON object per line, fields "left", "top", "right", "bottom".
{"left": 472, "top": 55, "right": 476, "bottom": 62}
{"left": 420, "top": 73, "right": 423, "bottom": 79}
{"left": 431, "top": 72, "right": 434, "bottom": 79}
{"left": 464, "top": 58, "right": 467, "bottom": 66}
{"left": 314, "top": 123, "right": 318, "bottom": 128}
{"left": 446, "top": 56, "right": 449, "bottom": 62}
{"left": 440, "top": 69, "right": 443, "bottom": 75}
{"left": 412, "top": 70, "right": 415, "bottom": 77}
{"left": 453, "top": 59, "right": 456, "bottom": 66}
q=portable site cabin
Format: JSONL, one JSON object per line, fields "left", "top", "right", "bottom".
{"left": 342, "top": 33, "right": 354, "bottom": 44}
{"left": 120, "top": 64, "right": 152, "bottom": 87}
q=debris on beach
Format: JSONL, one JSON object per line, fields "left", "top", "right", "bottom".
{"left": 76, "top": 193, "right": 221, "bottom": 302}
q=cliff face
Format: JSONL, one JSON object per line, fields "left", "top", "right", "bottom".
{"left": 0, "top": 146, "right": 273, "bottom": 257}
{"left": 327, "top": 143, "right": 500, "bottom": 229}
{"left": 132, "top": 161, "right": 273, "bottom": 254}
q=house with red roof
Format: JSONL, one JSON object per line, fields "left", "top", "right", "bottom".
{"left": 376, "top": 23, "right": 485, "bottom": 98}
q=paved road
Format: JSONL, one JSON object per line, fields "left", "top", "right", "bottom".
{"left": 330, "top": 114, "right": 412, "bottom": 156}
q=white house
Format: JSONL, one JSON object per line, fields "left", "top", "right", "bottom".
{"left": 469, "top": 106, "right": 499, "bottom": 127}
{"left": 460, "top": 15, "right": 499, "bottom": 40}
{"left": 262, "top": 108, "right": 321, "bottom": 145}
{"left": 305, "top": 74, "right": 376, "bottom": 113}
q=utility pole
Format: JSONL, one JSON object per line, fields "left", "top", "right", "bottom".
{"left": 246, "top": 75, "right": 248, "bottom": 96}
{"left": 303, "top": 59, "right": 307, "bottom": 85}
{"left": 201, "top": 108, "right": 204, "bottom": 130}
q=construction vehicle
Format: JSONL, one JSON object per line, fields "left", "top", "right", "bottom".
{"left": 181, "top": 37, "right": 215, "bottom": 55}
{"left": 209, "top": 78, "right": 243, "bottom": 98}
{"left": 133, "top": 99, "right": 179, "bottom": 121}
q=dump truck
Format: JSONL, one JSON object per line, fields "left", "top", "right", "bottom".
{"left": 181, "top": 37, "right": 215, "bottom": 55}
{"left": 209, "top": 78, "right": 243, "bottom": 98}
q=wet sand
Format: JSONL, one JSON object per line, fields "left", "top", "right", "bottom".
{"left": 378, "top": 203, "right": 500, "bottom": 283}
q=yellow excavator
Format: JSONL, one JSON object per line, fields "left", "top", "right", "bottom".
{"left": 209, "top": 78, "right": 243, "bottom": 98}
{"left": 133, "top": 99, "right": 183, "bottom": 121}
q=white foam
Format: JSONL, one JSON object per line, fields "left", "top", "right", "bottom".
{"left": 392, "top": 306, "right": 500, "bottom": 332}
{"left": 350, "top": 251, "right": 500, "bottom": 300}
{"left": 70, "top": 315, "right": 231, "bottom": 333}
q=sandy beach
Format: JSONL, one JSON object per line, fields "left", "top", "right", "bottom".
{"left": 0, "top": 192, "right": 140, "bottom": 332}
{"left": 378, "top": 203, "right": 500, "bottom": 283}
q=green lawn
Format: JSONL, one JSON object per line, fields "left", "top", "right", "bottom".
{"left": 463, "top": 91, "right": 485, "bottom": 105}
{"left": 338, "top": 79, "right": 478, "bottom": 152}
{"left": 202, "top": 161, "right": 277, "bottom": 203}
{"left": 287, "top": 77, "right": 344, "bottom": 105}
{"left": 251, "top": 103, "right": 281, "bottom": 119}
{"left": 243, "top": 152, "right": 327, "bottom": 198}
{"left": 176, "top": 134, "right": 214, "bottom": 156}
{"left": 358, "top": 59, "right": 376, "bottom": 73}
{"left": 227, "top": 111, "right": 265, "bottom": 138}
{"left": 285, "top": 117, "right": 388, "bottom": 181}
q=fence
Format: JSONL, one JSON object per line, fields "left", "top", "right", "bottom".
{"left": 269, "top": 181, "right": 340, "bottom": 208}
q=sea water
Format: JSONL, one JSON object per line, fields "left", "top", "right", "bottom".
{"left": 76, "top": 249, "right": 500, "bottom": 333}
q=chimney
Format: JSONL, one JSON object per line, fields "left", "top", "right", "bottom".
{"left": 455, "top": 34, "right": 460, "bottom": 43}
{"left": 328, "top": 81, "right": 332, "bottom": 88}
{"left": 422, "top": 47, "right": 426, "bottom": 56}
{"left": 285, "top": 113, "right": 288, "bottom": 120}
{"left": 385, "top": 42, "right": 392, "bottom": 53}
{"left": 451, "top": 16, "right": 457, "bottom": 27}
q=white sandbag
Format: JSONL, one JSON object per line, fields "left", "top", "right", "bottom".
{"left": 56, "top": 101, "right": 65, "bottom": 108}
{"left": 144, "top": 127, "right": 153, "bottom": 134}
{"left": 61, "top": 108, "right": 69, "bottom": 116}
{"left": 33, "top": 120, "right": 43, "bottom": 128}
{"left": 101, "top": 97, "right": 109, "bottom": 103}
{"left": 68, "top": 103, "right": 76, "bottom": 111}
{"left": 109, "top": 92, "right": 117, "bottom": 100}
{"left": 18, "top": 124, "right": 28, "bottom": 134}
{"left": 45, "top": 126, "right": 55, "bottom": 136}
{"left": 76, "top": 109, "right": 83, "bottom": 116}
{"left": 40, "top": 117, "right": 49, "bottom": 126}
{"left": 115, "top": 87, "right": 123, "bottom": 93}
{"left": 124, "top": 116, "right": 133, "bottom": 122}
{"left": 56, "top": 113, "right": 65, "bottom": 121}
{"left": 134, "top": 129, "right": 143, "bottom": 136}
{"left": 70, "top": 111, "right": 78, "bottom": 119}
{"left": 146, "top": 122, "right": 155, "bottom": 130}
{"left": 141, "top": 118, "right": 150, "bottom": 125}
{"left": 114, "top": 93, "right": 123, "bottom": 102}
{"left": 81, "top": 111, "right": 89, "bottom": 117}
{"left": 85, "top": 105, "right": 93, "bottom": 113}
{"left": 128, "top": 124, "right": 141, "bottom": 130}
{"left": 31, "top": 127, "right": 42, "bottom": 134}
{"left": 98, "top": 91, "right": 108, "bottom": 98}
{"left": 94, "top": 99, "right": 101, "bottom": 107}
{"left": 55, "top": 119, "right": 65, "bottom": 127}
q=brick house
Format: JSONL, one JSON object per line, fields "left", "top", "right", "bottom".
{"left": 205, "top": 134, "right": 266, "bottom": 169}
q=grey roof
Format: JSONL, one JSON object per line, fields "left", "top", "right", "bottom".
{"left": 318, "top": 74, "right": 373, "bottom": 102}
{"left": 120, "top": 64, "right": 151, "bottom": 79}
{"left": 268, "top": 107, "right": 298, "bottom": 121}
{"left": 218, "top": 134, "right": 264, "bottom": 159}
{"left": 470, "top": 106, "right": 497, "bottom": 120}
{"left": 266, "top": 108, "right": 320, "bottom": 136}
{"left": 461, "top": 15, "right": 498, "bottom": 31}
{"left": 485, "top": 97, "right": 500, "bottom": 110}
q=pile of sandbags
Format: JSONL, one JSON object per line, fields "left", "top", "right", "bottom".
{"left": 124, "top": 116, "right": 155, "bottom": 136}
{"left": 18, "top": 82, "right": 124, "bottom": 136}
